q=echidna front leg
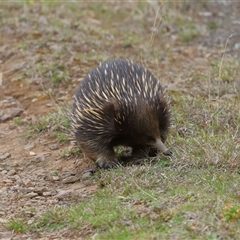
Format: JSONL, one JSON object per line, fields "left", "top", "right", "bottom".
{"left": 79, "top": 142, "right": 119, "bottom": 169}
{"left": 96, "top": 149, "right": 119, "bottom": 169}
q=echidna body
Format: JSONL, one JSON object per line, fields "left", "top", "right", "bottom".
{"left": 71, "top": 59, "right": 171, "bottom": 168}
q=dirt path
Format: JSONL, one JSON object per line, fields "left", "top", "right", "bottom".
{"left": 0, "top": 12, "right": 98, "bottom": 238}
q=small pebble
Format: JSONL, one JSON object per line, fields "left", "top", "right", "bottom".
{"left": 0, "top": 152, "right": 11, "bottom": 160}
{"left": 22, "top": 178, "right": 34, "bottom": 187}
{"left": 29, "top": 151, "right": 36, "bottom": 156}
{"left": 12, "top": 161, "right": 19, "bottom": 167}
{"left": 55, "top": 189, "right": 73, "bottom": 200}
{"left": 10, "top": 108, "right": 23, "bottom": 118}
{"left": 83, "top": 179, "right": 95, "bottom": 186}
{"left": 34, "top": 154, "right": 45, "bottom": 162}
{"left": 24, "top": 192, "right": 38, "bottom": 198}
{"left": 7, "top": 169, "right": 16, "bottom": 176}
{"left": 33, "top": 187, "right": 48, "bottom": 194}
{"left": 50, "top": 144, "right": 59, "bottom": 150}
{"left": 0, "top": 114, "right": 11, "bottom": 123}
{"left": 0, "top": 211, "right": 5, "bottom": 217}
{"left": 24, "top": 143, "right": 35, "bottom": 151}
{"left": 82, "top": 171, "right": 94, "bottom": 180}
{"left": 42, "top": 192, "right": 52, "bottom": 196}
{"left": 62, "top": 175, "right": 81, "bottom": 184}
{"left": 27, "top": 219, "right": 35, "bottom": 224}
{"left": 52, "top": 175, "right": 60, "bottom": 181}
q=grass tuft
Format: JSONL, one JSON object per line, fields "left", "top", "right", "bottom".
{"left": 24, "top": 110, "right": 71, "bottom": 141}
{"left": 7, "top": 220, "right": 27, "bottom": 233}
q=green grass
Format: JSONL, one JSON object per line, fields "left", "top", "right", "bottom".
{"left": 7, "top": 220, "right": 27, "bottom": 233}
{"left": 61, "top": 147, "right": 81, "bottom": 157}
{"left": 9, "top": 166, "right": 240, "bottom": 238}
{"left": 24, "top": 110, "right": 70, "bottom": 141}
{"left": 178, "top": 21, "right": 200, "bottom": 43}
{"left": 37, "top": 62, "right": 70, "bottom": 84}
{"left": 13, "top": 117, "right": 24, "bottom": 126}
{"left": 224, "top": 203, "right": 240, "bottom": 222}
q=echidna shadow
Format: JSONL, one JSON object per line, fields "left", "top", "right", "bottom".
{"left": 71, "top": 59, "right": 172, "bottom": 169}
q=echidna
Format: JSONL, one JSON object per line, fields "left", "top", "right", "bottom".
{"left": 71, "top": 59, "right": 171, "bottom": 169}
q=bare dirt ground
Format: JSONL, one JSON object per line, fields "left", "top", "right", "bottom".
{"left": 0, "top": 56, "right": 97, "bottom": 239}
{"left": 0, "top": 2, "right": 240, "bottom": 239}
{"left": 0, "top": 6, "right": 98, "bottom": 238}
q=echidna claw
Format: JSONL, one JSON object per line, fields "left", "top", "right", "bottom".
{"left": 163, "top": 150, "right": 173, "bottom": 156}
{"left": 97, "top": 161, "right": 104, "bottom": 168}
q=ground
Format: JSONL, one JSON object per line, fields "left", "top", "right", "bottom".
{"left": 0, "top": 1, "right": 239, "bottom": 239}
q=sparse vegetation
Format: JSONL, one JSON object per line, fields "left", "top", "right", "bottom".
{"left": 179, "top": 22, "right": 200, "bottom": 43}
{"left": 61, "top": 147, "right": 81, "bottom": 157}
{"left": 208, "top": 21, "right": 218, "bottom": 30}
{"left": 13, "top": 117, "right": 24, "bottom": 126}
{"left": 224, "top": 203, "right": 240, "bottom": 222}
{"left": 1, "top": 1, "right": 239, "bottom": 239}
{"left": 7, "top": 220, "right": 27, "bottom": 233}
{"left": 37, "top": 62, "right": 70, "bottom": 84}
{"left": 25, "top": 110, "right": 70, "bottom": 141}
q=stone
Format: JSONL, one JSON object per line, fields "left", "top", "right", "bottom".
{"left": 29, "top": 151, "right": 36, "bottom": 156}
{"left": 0, "top": 152, "right": 11, "bottom": 160}
{"left": 24, "top": 143, "right": 35, "bottom": 151}
{"left": 7, "top": 169, "right": 16, "bottom": 176}
{"left": 34, "top": 154, "right": 45, "bottom": 162}
{"left": 62, "top": 175, "right": 81, "bottom": 184}
{"left": 50, "top": 143, "right": 59, "bottom": 150}
{"left": 52, "top": 175, "right": 60, "bottom": 181}
{"left": 24, "top": 192, "right": 38, "bottom": 198}
{"left": 82, "top": 171, "right": 94, "bottom": 180}
{"left": 10, "top": 108, "right": 24, "bottom": 118}
{"left": 0, "top": 114, "right": 11, "bottom": 123}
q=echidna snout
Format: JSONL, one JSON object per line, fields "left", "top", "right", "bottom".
{"left": 71, "top": 59, "right": 171, "bottom": 169}
{"left": 153, "top": 138, "right": 172, "bottom": 156}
